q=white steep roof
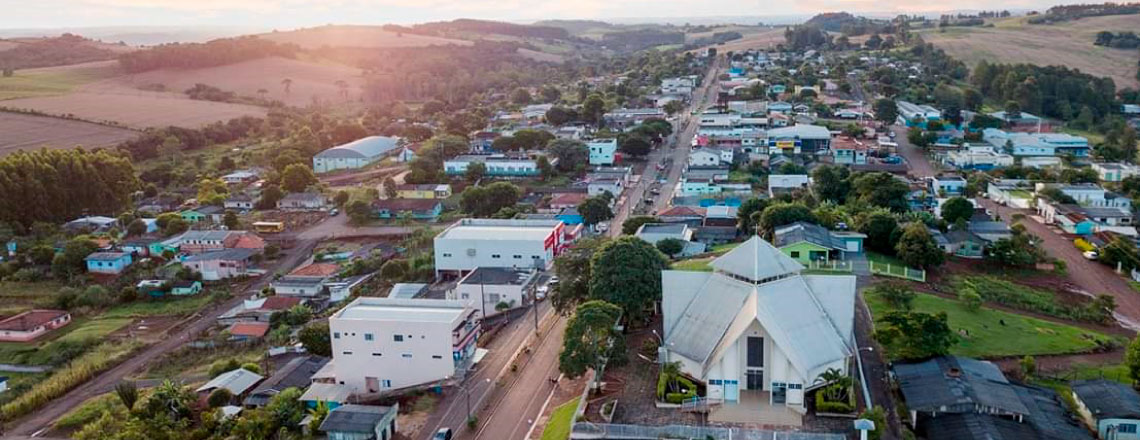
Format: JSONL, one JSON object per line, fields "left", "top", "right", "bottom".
{"left": 709, "top": 236, "right": 804, "bottom": 282}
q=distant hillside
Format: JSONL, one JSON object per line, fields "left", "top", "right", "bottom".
{"left": 804, "top": 12, "right": 890, "bottom": 36}
{"left": 1028, "top": 2, "right": 1140, "bottom": 24}
{"left": 389, "top": 19, "right": 572, "bottom": 41}
{"left": 257, "top": 25, "right": 471, "bottom": 49}
{"left": 917, "top": 13, "right": 1140, "bottom": 89}
{"left": 0, "top": 34, "right": 125, "bottom": 70}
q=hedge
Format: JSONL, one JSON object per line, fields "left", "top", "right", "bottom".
{"left": 815, "top": 391, "right": 854, "bottom": 413}
{"left": 657, "top": 372, "right": 698, "bottom": 403}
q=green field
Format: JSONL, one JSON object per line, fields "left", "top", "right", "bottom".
{"left": 0, "top": 317, "right": 133, "bottom": 365}
{"left": 54, "top": 392, "right": 125, "bottom": 430}
{"left": 101, "top": 295, "right": 212, "bottom": 319}
{"left": 541, "top": 399, "right": 580, "bottom": 440}
{"left": 866, "top": 290, "right": 1117, "bottom": 359}
{"left": 0, "top": 281, "right": 66, "bottom": 315}
{"left": 0, "top": 64, "right": 115, "bottom": 100}
{"left": 671, "top": 257, "right": 714, "bottom": 272}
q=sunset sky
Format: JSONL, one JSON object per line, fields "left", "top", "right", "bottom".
{"left": 0, "top": 0, "right": 1065, "bottom": 28}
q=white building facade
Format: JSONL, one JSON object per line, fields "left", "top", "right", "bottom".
{"left": 588, "top": 139, "right": 618, "bottom": 166}
{"left": 433, "top": 219, "right": 566, "bottom": 276}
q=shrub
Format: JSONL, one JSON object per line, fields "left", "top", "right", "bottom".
{"left": 240, "top": 363, "right": 261, "bottom": 375}
{"left": 1074, "top": 238, "right": 1096, "bottom": 252}
{"left": 858, "top": 406, "right": 887, "bottom": 440}
{"left": 664, "top": 391, "right": 696, "bottom": 404}
{"left": 207, "top": 388, "right": 233, "bottom": 408}
{"left": 1, "top": 342, "right": 139, "bottom": 422}
{"left": 208, "top": 359, "right": 241, "bottom": 378}
{"left": 959, "top": 287, "right": 983, "bottom": 311}
{"left": 815, "top": 391, "right": 854, "bottom": 413}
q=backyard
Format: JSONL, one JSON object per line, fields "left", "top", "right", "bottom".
{"left": 865, "top": 289, "right": 1119, "bottom": 359}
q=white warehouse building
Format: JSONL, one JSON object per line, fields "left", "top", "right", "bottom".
{"left": 449, "top": 267, "right": 539, "bottom": 318}
{"left": 312, "top": 136, "right": 401, "bottom": 173}
{"left": 434, "top": 218, "right": 567, "bottom": 277}
{"left": 327, "top": 297, "right": 481, "bottom": 395}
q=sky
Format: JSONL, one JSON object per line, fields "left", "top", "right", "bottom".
{"left": 0, "top": 0, "right": 1064, "bottom": 30}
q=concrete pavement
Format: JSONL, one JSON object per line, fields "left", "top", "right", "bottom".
{"left": 890, "top": 125, "right": 941, "bottom": 178}
{"left": 472, "top": 316, "right": 568, "bottom": 440}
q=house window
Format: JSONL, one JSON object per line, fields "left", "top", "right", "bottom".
{"left": 513, "top": 255, "right": 522, "bottom": 259}
{"left": 1120, "top": 424, "right": 1138, "bottom": 434}
{"left": 790, "top": 251, "right": 800, "bottom": 258}
{"left": 432, "top": 355, "right": 443, "bottom": 359}
{"left": 491, "top": 254, "right": 501, "bottom": 259}
{"left": 333, "top": 332, "right": 340, "bottom": 339}
{"left": 402, "top": 354, "right": 412, "bottom": 358}
{"left": 461, "top": 293, "right": 470, "bottom": 299}
{"left": 364, "top": 333, "right": 373, "bottom": 341}
{"left": 342, "top": 351, "right": 353, "bottom": 355}
{"left": 382, "top": 380, "right": 392, "bottom": 388}
{"left": 394, "top": 335, "right": 404, "bottom": 342}
{"left": 372, "top": 353, "right": 382, "bottom": 357}
{"left": 443, "top": 253, "right": 452, "bottom": 257}
{"left": 488, "top": 294, "right": 501, "bottom": 303}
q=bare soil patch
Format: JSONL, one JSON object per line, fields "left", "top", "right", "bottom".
{"left": 0, "top": 111, "right": 136, "bottom": 155}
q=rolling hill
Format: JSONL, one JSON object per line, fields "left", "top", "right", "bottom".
{"left": 917, "top": 14, "right": 1140, "bottom": 89}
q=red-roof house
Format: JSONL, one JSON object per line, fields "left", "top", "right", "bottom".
{"left": 0, "top": 310, "right": 72, "bottom": 342}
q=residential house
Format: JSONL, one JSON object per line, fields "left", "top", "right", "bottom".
{"left": 196, "top": 368, "right": 264, "bottom": 399}
{"left": 119, "top": 239, "right": 152, "bottom": 258}
{"left": 197, "top": 205, "right": 226, "bottom": 223}
{"left": 587, "top": 139, "right": 618, "bottom": 166}
{"left": 895, "top": 101, "right": 942, "bottom": 127}
{"left": 1072, "top": 379, "right": 1140, "bottom": 440}
{"left": 986, "top": 179, "right": 1035, "bottom": 209}
{"left": 166, "top": 230, "right": 264, "bottom": 255}
{"left": 224, "top": 194, "right": 255, "bottom": 211}
{"left": 301, "top": 382, "right": 354, "bottom": 410}
{"left": 433, "top": 218, "right": 566, "bottom": 276}
{"left": 227, "top": 322, "right": 270, "bottom": 342}
{"left": 449, "top": 267, "right": 539, "bottom": 318}
{"left": 766, "top": 100, "right": 792, "bottom": 114}
{"left": 85, "top": 252, "right": 132, "bottom": 275}
{"left": 657, "top": 206, "right": 707, "bottom": 227}
{"left": 396, "top": 142, "right": 422, "bottom": 162}
{"left": 587, "top": 177, "right": 624, "bottom": 199}
{"left": 319, "top": 404, "right": 399, "bottom": 440}
{"left": 183, "top": 248, "right": 258, "bottom": 281}
{"left": 1036, "top": 183, "right": 1132, "bottom": 209}
{"left": 218, "top": 296, "right": 304, "bottom": 325}
{"left": 773, "top": 222, "right": 865, "bottom": 264}
{"left": 137, "top": 197, "right": 181, "bottom": 216}
{"left": 394, "top": 184, "right": 452, "bottom": 199}
{"left": 326, "top": 274, "right": 375, "bottom": 303}
{"left": 171, "top": 280, "right": 203, "bottom": 296}
{"left": 768, "top": 174, "right": 811, "bottom": 198}
{"left": 64, "top": 216, "right": 119, "bottom": 233}
{"left": 547, "top": 193, "right": 588, "bottom": 211}
{"left": 244, "top": 356, "right": 330, "bottom": 407}
{"left": 765, "top": 125, "right": 831, "bottom": 155}
{"left": 221, "top": 170, "right": 259, "bottom": 184}
{"left": 180, "top": 209, "right": 207, "bottom": 224}
{"left": 989, "top": 110, "right": 1044, "bottom": 129}
{"left": 831, "top": 137, "right": 867, "bottom": 165}
{"left": 0, "top": 376, "right": 7, "bottom": 393}
{"left": 931, "top": 229, "right": 987, "bottom": 258}
{"left": 689, "top": 148, "right": 722, "bottom": 167}
{"left": 313, "top": 136, "right": 401, "bottom": 173}
{"left": 635, "top": 223, "right": 707, "bottom": 257}
{"left": 930, "top": 175, "right": 966, "bottom": 197}
{"left": 0, "top": 310, "right": 71, "bottom": 342}
{"left": 272, "top": 276, "right": 328, "bottom": 298}
{"left": 983, "top": 129, "right": 1090, "bottom": 157}
{"left": 389, "top": 283, "right": 429, "bottom": 299}
{"left": 602, "top": 108, "right": 666, "bottom": 130}
{"left": 894, "top": 356, "right": 1092, "bottom": 440}
{"left": 660, "top": 236, "right": 855, "bottom": 415}
{"left": 373, "top": 199, "right": 443, "bottom": 221}
{"left": 1040, "top": 203, "right": 1134, "bottom": 234}
{"left": 1094, "top": 162, "right": 1140, "bottom": 182}
{"left": 277, "top": 192, "right": 327, "bottom": 211}
{"left": 327, "top": 298, "right": 481, "bottom": 394}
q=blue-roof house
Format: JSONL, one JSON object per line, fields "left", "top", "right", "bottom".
{"left": 85, "top": 252, "right": 132, "bottom": 275}
{"left": 556, "top": 207, "right": 584, "bottom": 225}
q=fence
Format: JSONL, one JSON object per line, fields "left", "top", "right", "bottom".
{"left": 804, "top": 260, "right": 852, "bottom": 272}
{"left": 869, "top": 261, "right": 926, "bottom": 282}
{"left": 570, "top": 423, "right": 847, "bottom": 440}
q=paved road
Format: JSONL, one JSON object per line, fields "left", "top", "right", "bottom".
{"left": 891, "top": 125, "right": 940, "bottom": 178}
{"left": 6, "top": 239, "right": 318, "bottom": 436}
{"left": 417, "top": 301, "right": 557, "bottom": 439}
{"left": 979, "top": 198, "right": 1140, "bottom": 330}
{"left": 472, "top": 316, "right": 569, "bottom": 440}
{"left": 609, "top": 57, "right": 723, "bottom": 236}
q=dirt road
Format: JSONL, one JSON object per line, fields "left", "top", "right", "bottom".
{"left": 5, "top": 239, "right": 317, "bottom": 436}
{"left": 891, "top": 125, "right": 941, "bottom": 178}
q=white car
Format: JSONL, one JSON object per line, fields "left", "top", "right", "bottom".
{"left": 1083, "top": 251, "right": 1099, "bottom": 260}
{"left": 535, "top": 285, "right": 549, "bottom": 300}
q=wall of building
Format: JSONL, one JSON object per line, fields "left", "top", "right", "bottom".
{"left": 330, "top": 317, "right": 460, "bottom": 392}
{"left": 434, "top": 237, "right": 554, "bottom": 274}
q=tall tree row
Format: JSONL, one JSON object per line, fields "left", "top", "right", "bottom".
{"left": 0, "top": 149, "right": 139, "bottom": 227}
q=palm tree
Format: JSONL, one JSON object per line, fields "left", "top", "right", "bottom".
{"left": 307, "top": 401, "right": 331, "bottom": 433}
{"left": 281, "top": 78, "right": 293, "bottom": 95}
{"left": 814, "top": 368, "right": 852, "bottom": 403}
{"left": 115, "top": 381, "right": 138, "bottom": 410}
{"left": 662, "top": 361, "right": 683, "bottom": 393}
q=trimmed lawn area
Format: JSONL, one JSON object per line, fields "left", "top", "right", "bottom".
{"left": 541, "top": 399, "right": 580, "bottom": 440}
{"left": 671, "top": 257, "right": 714, "bottom": 272}
{"left": 866, "top": 290, "right": 1118, "bottom": 359}
{"left": 866, "top": 251, "right": 907, "bottom": 267}
{"left": 709, "top": 242, "right": 741, "bottom": 254}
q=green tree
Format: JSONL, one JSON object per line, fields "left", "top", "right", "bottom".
{"left": 873, "top": 98, "right": 898, "bottom": 123}
{"left": 464, "top": 162, "right": 486, "bottom": 183}
{"left": 552, "top": 237, "right": 608, "bottom": 314}
{"left": 582, "top": 94, "right": 607, "bottom": 125}
{"left": 380, "top": 258, "right": 410, "bottom": 282}
{"left": 559, "top": 300, "right": 624, "bottom": 379}
{"left": 663, "top": 100, "right": 685, "bottom": 116}
{"left": 1020, "top": 355, "right": 1037, "bottom": 378}
{"left": 757, "top": 203, "right": 815, "bottom": 238}
{"left": 223, "top": 210, "right": 240, "bottom": 230}
{"left": 383, "top": 177, "right": 398, "bottom": 199}
{"left": 1126, "top": 335, "right": 1140, "bottom": 383}
{"left": 209, "top": 358, "right": 242, "bottom": 378}
{"left": 875, "top": 311, "right": 956, "bottom": 360}
{"left": 257, "top": 184, "right": 285, "bottom": 209}
{"left": 895, "top": 223, "right": 945, "bottom": 268}
{"left": 737, "top": 198, "right": 770, "bottom": 234}
{"left": 126, "top": 218, "right": 148, "bottom": 237}
{"left": 115, "top": 381, "right": 139, "bottom": 411}
{"left": 207, "top": 388, "right": 233, "bottom": 408}
{"left": 333, "top": 190, "right": 350, "bottom": 206}
{"left": 52, "top": 237, "right": 98, "bottom": 280}
{"left": 545, "top": 106, "right": 575, "bottom": 126}
{"left": 536, "top": 155, "right": 554, "bottom": 180}
{"left": 511, "top": 88, "right": 532, "bottom": 105}
{"left": 618, "top": 134, "right": 652, "bottom": 157}
{"left": 622, "top": 216, "right": 659, "bottom": 235}
{"left": 940, "top": 197, "right": 974, "bottom": 224}
{"left": 547, "top": 139, "right": 588, "bottom": 172}
{"left": 656, "top": 238, "right": 685, "bottom": 258}
{"left": 853, "top": 172, "right": 909, "bottom": 212}
{"left": 163, "top": 218, "right": 189, "bottom": 236}
{"left": 578, "top": 196, "right": 614, "bottom": 227}
{"left": 281, "top": 163, "right": 318, "bottom": 193}
{"left": 346, "top": 199, "right": 372, "bottom": 225}
{"left": 875, "top": 282, "right": 916, "bottom": 310}
{"left": 589, "top": 237, "right": 668, "bottom": 322}
{"left": 298, "top": 322, "right": 332, "bottom": 357}
{"left": 811, "top": 165, "right": 851, "bottom": 203}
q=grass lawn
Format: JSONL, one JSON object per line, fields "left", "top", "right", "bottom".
{"left": 101, "top": 295, "right": 212, "bottom": 319}
{"left": 865, "top": 251, "right": 907, "bottom": 267}
{"left": 1064, "top": 362, "right": 1131, "bottom": 384}
{"left": 541, "top": 399, "right": 580, "bottom": 440}
{"left": 709, "top": 242, "right": 741, "bottom": 254}
{"left": 143, "top": 343, "right": 264, "bottom": 379}
{"left": 0, "top": 281, "right": 66, "bottom": 315}
{"left": 1131, "top": 281, "right": 1140, "bottom": 294}
{"left": 0, "top": 317, "right": 132, "bottom": 365}
{"left": 866, "top": 291, "right": 1117, "bottom": 359}
{"left": 0, "top": 64, "right": 115, "bottom": 100}
{"left": 671, "top": 257, "right": 714, "bottom": 272}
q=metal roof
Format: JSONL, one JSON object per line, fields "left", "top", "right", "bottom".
{"left": 459, "top": 267, "right": 537, "bottom": 286}
{"left": 243, "top": 356, "right": 329, "bottom": 407}
{"left": 320, "top": 404, "right": 394, "bottom": 433}
{"left": 893, "top": 356, "right": 1029, "bottom": 416}
{"left": 1072, "top": 379, "right": 1140, "bottom": 420}
{"left": 773, "top": 222, "right": 844, "bottom": 250}
{"left": 315, "top": 136, "right": 400, "bottom": 160}
{"left": 196, "top": 368, "right": 264, "bottom": 394}
{"left": 334, "top": 297, "right": 469, "bottom": 323}
{"left": 710, "top": 236, "right": 803, "bottom": 282}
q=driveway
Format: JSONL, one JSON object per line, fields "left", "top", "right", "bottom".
{"left": 978, "top": 198, "right": 1140, "bottom": 330}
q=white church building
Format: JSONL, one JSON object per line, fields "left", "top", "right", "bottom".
{"left": 660, "top": 236, "right": 856, "bottom": 414}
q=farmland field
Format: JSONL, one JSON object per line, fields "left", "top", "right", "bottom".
{"left": 0, "top": 60, "right": 118, "bottom": 100}
{"left": 689, "top": 27, "right": 786, "bottom": 53}
{"left": 2, "top": 88, "right": 266, "bottom": 129}
{"left": 256, "top": 25, "right": 472, "bottom": 49}
{"left": 917, "top": 14, "right": 1140, "bottom": 89}
{"left": 108, "top": 56, "right": 365, "bottom": 107}
{"left": 0, "top": 111, "right": 136, "bottom": 155}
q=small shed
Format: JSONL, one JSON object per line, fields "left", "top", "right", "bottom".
{"left": 318, "top": 404, "right": 399, "bottom": 440}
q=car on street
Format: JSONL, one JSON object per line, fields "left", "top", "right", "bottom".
{"left": 328, "top": 208, "right": 339, "bottom": 216}
{"left": 433, "top": 428, "right": 453, "bottom": 440}
{"left": 536, "top": 285, "right": 548, "bottom": 300}
{"left": 1083, "top": 251, "right": 1099, "bottom": 260}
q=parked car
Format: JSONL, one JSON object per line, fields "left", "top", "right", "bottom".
{"left": 536, "top": 285, "right": 548, "bottom": 300}
{"left": 1083, "top": 251, "right": 1099, "bottom": 260}
{"left": 433, "top": 428, "right": 453, "bottom": 440}
{"left": 329, "top": 208, "right": 339, "bottom": 216}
